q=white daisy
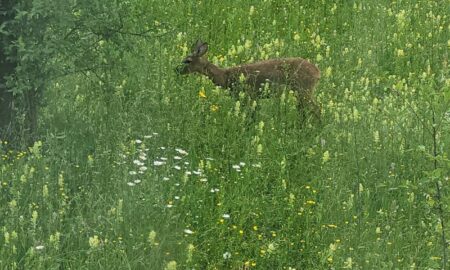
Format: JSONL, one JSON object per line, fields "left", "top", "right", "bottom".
{"left": 223, "top": 251, "right": 231, "bottom": 259}
{"left": 175, "top": 148, "right": 188, "bottom": 155}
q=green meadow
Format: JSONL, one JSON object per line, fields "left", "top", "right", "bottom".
{"left": 1, "top": 0, "right": 449, "bottom": 269}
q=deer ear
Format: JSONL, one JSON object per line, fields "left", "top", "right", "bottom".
{"left": 191, "top": 40, "right": 203, "bottom": 53}
{"left": 195, "top": 42, "right": 208, "bottom": 57}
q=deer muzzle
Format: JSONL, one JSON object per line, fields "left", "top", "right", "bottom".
{"left": 175, "top": 64, "right": 187, "bottom": 75}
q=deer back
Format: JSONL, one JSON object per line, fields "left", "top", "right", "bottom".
{"left": 225, "top": 58, "right": 320, "bottom": 95}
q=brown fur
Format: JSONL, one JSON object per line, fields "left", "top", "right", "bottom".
{"left": 177, "top": 40, "right": 321, "bottom": 120}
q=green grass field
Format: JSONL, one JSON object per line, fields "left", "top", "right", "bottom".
{"left": 1, "top": 0, "right": 449, "bottom": 269}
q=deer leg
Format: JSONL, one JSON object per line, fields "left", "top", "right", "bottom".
{"left": 296, "top": 93, "right": 308, "bottom": 124}
{"left": 296, "top": 90, "right": 321, "bottom": 124}
{"left": 243, "top": 97, "right": 259, "bottom": 127}
{"left": 309, "top": 96, "right": 322, "bottom": 121}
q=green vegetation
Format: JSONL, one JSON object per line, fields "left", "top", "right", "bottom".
{"left": 1, "top": 0, "right": 449, "bottom": 269}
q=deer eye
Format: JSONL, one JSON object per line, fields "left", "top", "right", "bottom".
{"left": 182, "top": 59, "right": 192, "bottom": 64}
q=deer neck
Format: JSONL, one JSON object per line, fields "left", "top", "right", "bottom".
{"left": 202, "top": 62, "right": 228, "bottom": 88}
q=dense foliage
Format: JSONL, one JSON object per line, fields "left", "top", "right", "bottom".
{"left": 1, "top": 0, "right": 449, "bottom": 269}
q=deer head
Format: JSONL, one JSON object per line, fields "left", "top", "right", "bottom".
{"left": 176, "top": 40, "right": 210, "bottom": 75}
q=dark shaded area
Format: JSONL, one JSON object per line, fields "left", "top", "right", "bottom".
{"left": 0, "top": 0, "right": 16, "bottom": 143}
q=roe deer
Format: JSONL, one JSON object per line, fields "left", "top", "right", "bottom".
{"left": 176, "top": 40, "right": 321, "bottom": 121}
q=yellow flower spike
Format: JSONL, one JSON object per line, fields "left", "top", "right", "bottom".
{"left": 239, "top": 73, "right": 246, "bottom": 83}
{"left": 267, "top": 243, "right": 276, "bottom": 253}
{"left": 322, "top": 150, "right": 330, "bottom": 163}
{"left": 256, "top": 144, "right": 263, "bottom": 155}
{"left": 329, "top": 243, "right": 337, "bottom": 251}
{"left": 325, "top": 67, "right": 332, "bottom": 77}
{"left": 42, "top": 185, "right": 49, "bottom": 198}
{"left": 343, "top": 257, "right": 353, "bottom": 269}
{"left": 306, "top": 200, "right": 316, "bottom": 205}
{"left": 4, "top": 231, "right": 10, "bottom": 244}
{"left": 249, "top": 6, "right": 255, "bottom": 16}
{"left": 87, "top": 155, "right": 94, "bottom": 166}
{"left": 316, "top": 53, "right": 323, "bottom": 62}
{"left": 88, "top": 235, "right": 100, "bottom": 248}
{"left": 148, "top": 231, "right": 158, "bottom": 246}
{"left": 288, "top": 193, "right": 295, "bottom": 205}
{"left": 210, "top": 104, "right": 219, "bottom": 112}
{"left": 198, "top": 87, "right": 207, "bottom": 98}
{"left": 237, "top": 45, "right": 244, "bottom": 54}
{"left": 187, "top": 244, "right": 194, "bottom": 262}
{"left": 31, "top": 210, "right": 38, "bottom": 225}
{"left": 165, "top": 261, "right": 177, "bottom": 270}
{"left": 8, "top": 199, "right": 17, "bottom": 209}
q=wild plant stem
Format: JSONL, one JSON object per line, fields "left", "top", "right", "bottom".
{"left": 432, "top": 109, "right": 447, "bottom": 270}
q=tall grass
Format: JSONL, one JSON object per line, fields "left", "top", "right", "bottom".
{"left": 1, "top": 0, "right": 449, "bottom": 269}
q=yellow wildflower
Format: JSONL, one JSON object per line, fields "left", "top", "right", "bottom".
{"left": 306, "top": 200, "right": 316, "bottom": 205}
{"left": 325, "top": 67, "right": 332, "bottom": 77}
{"left": 165, "top": 261, "right": 177, "bottom": 270}
{"left": 210, "top": 104, "right": 219, "bottom": 112}
{"left": 322, "top": 150, "right": 330, "bottom": 163}
{"left": 89, "top": 235, "right": 100, "bottom": 248}
{"left": 148, "top": 230, "right": 158, "bottom": 246}
{"left": 198, "top": 87, "right": 207, "bottom": 98}
{"left": 249, "top": 6, "right": 255, "bottom": 16}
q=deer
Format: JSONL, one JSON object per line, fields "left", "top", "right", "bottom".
{"left": 176, "top": 40, "right": 321, "bottom": 122}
